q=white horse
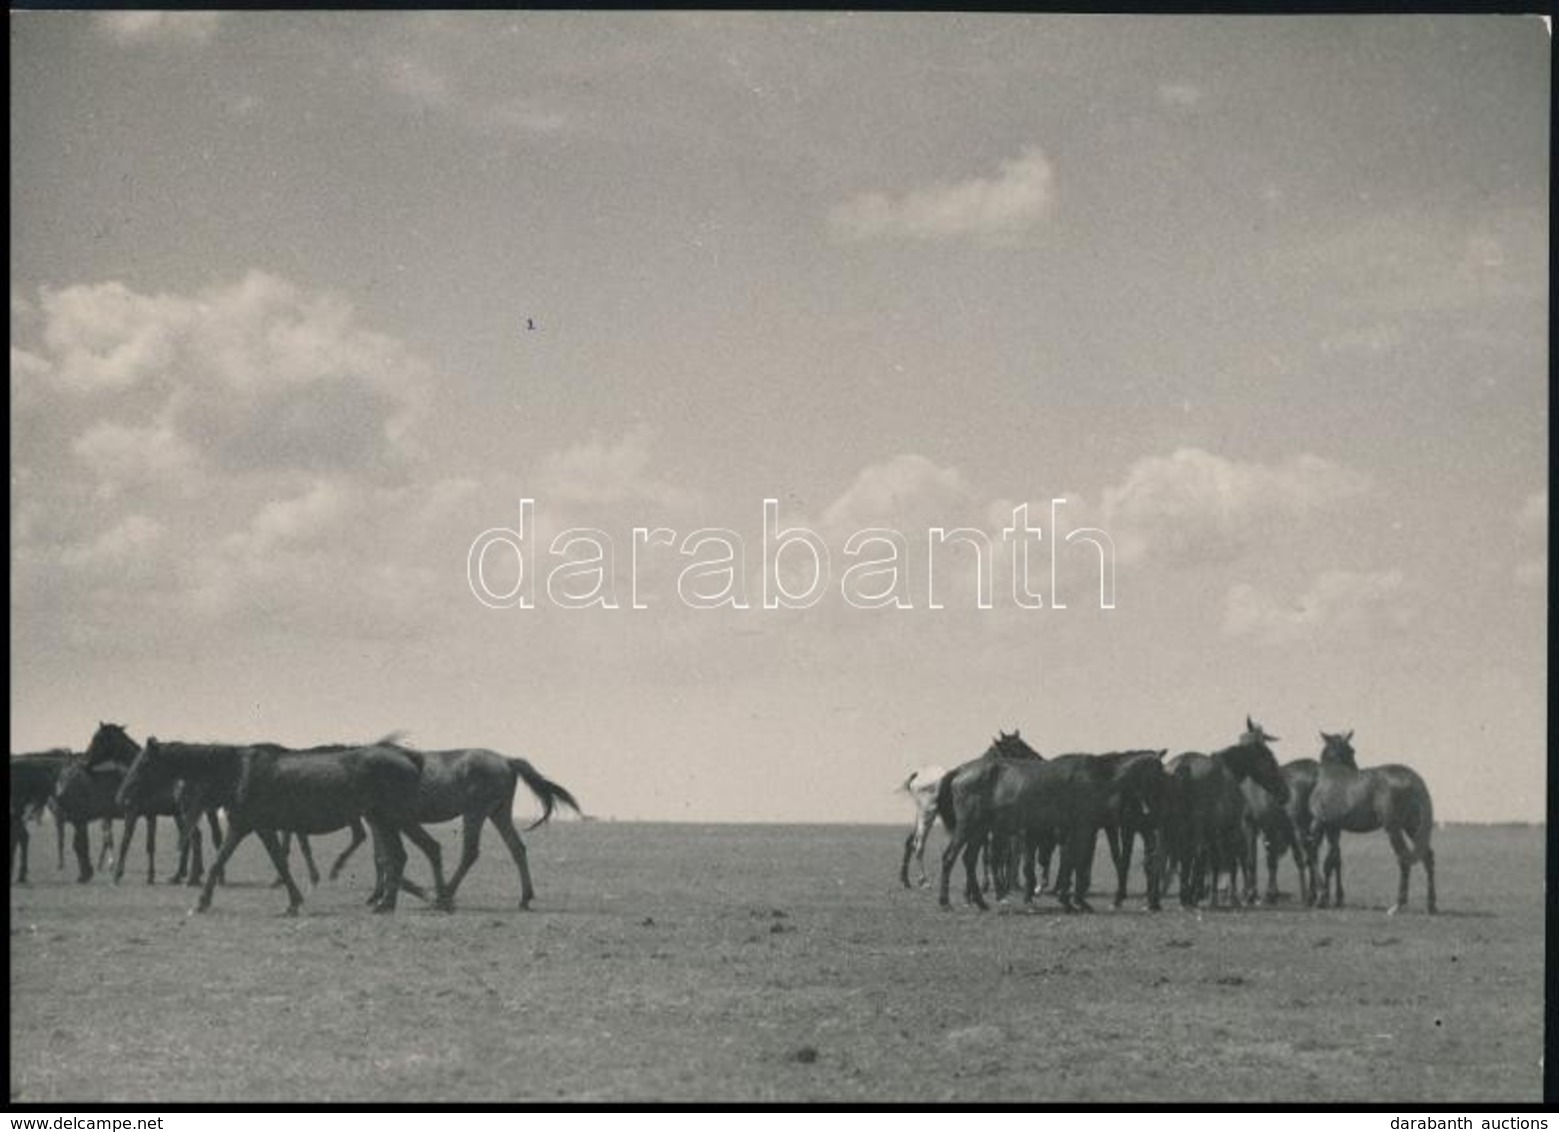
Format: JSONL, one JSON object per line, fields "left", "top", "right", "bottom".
{"left": 898, "top": 765, "right": 948, "bottom": 887}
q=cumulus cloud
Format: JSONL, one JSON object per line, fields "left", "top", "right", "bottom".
{"left": 535, "top": 425, "right": 698, "bottom": 511}
{"left": 829, "top": 147, "right": 1056, "bottom": 245}
{"left": 820, "top": 454, "right": 970, "bottom": 534}
{"left": 9, "top": 271, "right": 469, "bottom": 646}
{"left": 28, "top": 271, "right": 429, "bottom": 483}
{"left": 96, "top": 12, "right": 222, "bottom": 47}
{"left": 1102, "top": 447, "right": 1370, "bottom": 566}
{"left": 72, "top": 420, "right": 197, "bottom": 498}
{"left": 1224, "top": 569, "right": 1413, "bottom": 645}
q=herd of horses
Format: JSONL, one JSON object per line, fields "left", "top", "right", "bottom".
{"left": 899, "top": 718, "right": 1438, "bottom": 915}
{"left": 8, "top": 724, "right": 580, "bottom": 915}
{"left": 8, "top": 716, "right": 1439, "bottom": 919}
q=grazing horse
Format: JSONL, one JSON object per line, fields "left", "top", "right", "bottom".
{"left": 1170, "top": 718, "right": 1290, "bottom": 909}
{"left": 11, "top": 752, "right": 73, "bottom": 884}
{"left": 119, "top": 738, "right": 446, "bottom": 915}
{"left": 370, "top": 742, "right": 581, "bottom": 911}
{"left": 1241, "top": 758, "right": 1319, "bottom": 905}
{"left": 1309, "top": 731, "right": 1437, "bottom": 914}
{"left": 898, "top": 764, "right": 948, "bottom": 888}
{"left": 936, "top": 738, "right": 1115, "bottom": 912}
{"left": 1099, "top": 749, "right": 1172, "bottom": 910}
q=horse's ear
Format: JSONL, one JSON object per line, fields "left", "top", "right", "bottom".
{"left": 1246, "top": 715, "right": 1255, "bottom": 732}
{"left": 1158, "top": 748, "right": 1168, "bottom": 759}
{"left": 1345, "top": 729, "right": 1354, "bottom": 743}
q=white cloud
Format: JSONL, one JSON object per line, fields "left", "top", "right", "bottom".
{"left": 26, "top": 271, "right": 429, "bottom": 478}
{"left": 829, "top": 147, "right": 1056, "bottom": 245}
{"left": 535, "top": 426, "right": 697, "bottom": 511}
{"left": 1224, "top": 569, "right": 1412, "bottom": 645}
{"left": 820, "top": 454, "right": 969, "bottom": 534}
{"left": 1102, "top": 447, "right": 1370, "bottom": 566}
{"left": 96, "top": 12, "right": 222, "bottom": 47}
{"left": 72, "top": 420, "right": 197, "bottom": 498}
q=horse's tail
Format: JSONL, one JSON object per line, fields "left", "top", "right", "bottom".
{"left": 508, "top": 758, "right": 582, "bottom": 831}
{"left": 934, "top": 771, "right": 957, "bottom": 833}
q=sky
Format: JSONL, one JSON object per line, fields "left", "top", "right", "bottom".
{"left": 9, "top": 13, "right": 1549, "bottom": 823}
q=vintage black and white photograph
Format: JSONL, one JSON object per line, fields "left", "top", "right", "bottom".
{"left": 9, "top": 11, "right": 1548, "bottom": 1105}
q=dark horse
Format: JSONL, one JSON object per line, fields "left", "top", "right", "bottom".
{"left": 52, "top": 756, "right": 207, "bottom": 885}
{"left": 361, "top": 742, "right": 580, "bottom": 910}
{"left": 263, "top": 742, "right": 581, "bottom": 909}
{"left": 1099, "top": 749, "right": 1172, "bottom": 910}
{"left": 11, "top": 751, "right": 75, "bottom": 884}
{"left": 1308, "top": 730, "right": 1436, "bottom": 914}
{"left": 1241, "top": 758, "right": 1319, "bottom": 905}
{"left": 1169, "top": 718, "right": 1290, "bottom": 909}
{"left": 85, "top": 724, "right": 225, "bottom": 887}
{"left": 936, "top": 736, "right": 1118, "bottom": 912}
{"left": 119, "top": 738, "right": 447, "bottom": 915}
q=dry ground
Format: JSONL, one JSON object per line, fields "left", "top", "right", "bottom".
{"left": 8, "top": 821, "right": 1544, "bottom": 1103}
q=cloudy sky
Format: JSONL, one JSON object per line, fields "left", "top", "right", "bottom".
{"left": 10, "top": 13, "right": 1548, "bottom": 822}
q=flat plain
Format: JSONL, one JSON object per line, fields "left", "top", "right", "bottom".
{"left": 8, "top": 821, "right": 1544, "bottom": 1104}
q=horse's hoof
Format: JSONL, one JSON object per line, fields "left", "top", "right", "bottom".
{"left": 284, "top": 906, "right": 300, "bottom": 918}
{"left": 434, "top": 897, "right": 456, "bottom": 913}
{"left": 194, "top": 903, "right": 211, "bottom": 915}
{"left": 372, "top": 903, "right": 396, "bottom": 915}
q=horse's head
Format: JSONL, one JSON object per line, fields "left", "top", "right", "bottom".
{"left": 118, "top": 736, "right": 168, "bottom": 811}
{"left": 1241, "top": 715, "right": 1280, "bottom": 746}
{"left": 993, "top": 728, "right": 1043, "bottom": 760}
{"left": 1318, "top": 729, "right": 1357, "bottom": 768}
{"left": 86, "top": 722, "right": 139, "bottom": 767}
{"left": 1231, "top": 723, "right": 1289, "bottom": 803}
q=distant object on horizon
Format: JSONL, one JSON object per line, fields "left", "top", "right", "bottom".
{"left": 526, "top": 318, "right": 537, "bottom": 331}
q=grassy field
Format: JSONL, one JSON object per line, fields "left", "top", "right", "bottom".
{"left": 8, "top": 821, "right": 1545, "bottom": 1104}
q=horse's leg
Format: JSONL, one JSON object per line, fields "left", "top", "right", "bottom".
{"left": 171, "top": 812, "right": 189, "bottom": 885}
{"left": 97, "top": 819, "right": 115, "bottom": 873}
{"left": 1020, "top": 833, "right": 1038, "bottom": 904}
{"left": 71, "top": 821, "right": 93, "bottom": 882}
{"left": 396, "top": 821, "right": 444, "bottom": 907}
{"left": 491, "top": 811, "right": 539, "bottom": 910}
{"left": 11, "top": 817, "right": 28, "bottom": 884}
{"left": 1385, "top": 826, "right": 1413, "bottom": 915}
{"left": 296, "top": 835, "right": 321, "bottom": 887}
{"left": 186, "top": 821, "right": 204, "bottom": 887}
{"left": 1143, "top": 827, "right": 1162, "bottom": 911}
{"left": 54, "top": 807, "right": 66, "bottom": 871}
{"left": 937, "top": 832, "right": 962, "bottom": 908}
{"left": 253, "top": 828, "right": 307, "bottom": 915}
{"left": 206, "top": 809, "right": 225, "bottom": 885}
{"left": 329, "top": 819, "right": 365, "bottom": 882}
{"left": 1423, "top": 841, "right": 1436, "bottom": 915}
{"left": 914, "top": 809, "right": 936, "bottom": 887}
{"left": 441, "top": 812, "right": 486, "bottom": 911}
{"left": 1073, "top": 826, "right": 1098, "bottom": 913}
{"left": 1110, "top": 824, "right": 1132, "bottom": 909}
{"left": 144, "top": 815, "right": 158, "bottom": 885}
{"left": 272, "top": 832, "right": 292, "bottom": 889}
{"left": 113, "top": 812, "right": 138, "bottom": 885}
{"left": 1315, "top": 828, "right": 1341, "bottom": 908}
{"left": 961, "top": 834, "right": 988, "bottom": 911}
{"left": 899, "top": 829, "right": 917, "bottom": 889}
{"left": 196, "top": 821, "right": 253, "bottom": 913}
{"left": 371, "top": 823, "right": 408, "bottom": 914}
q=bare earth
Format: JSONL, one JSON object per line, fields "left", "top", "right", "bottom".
{"left": 8, "top": 822, "right": 1543, "bottom": 1104}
